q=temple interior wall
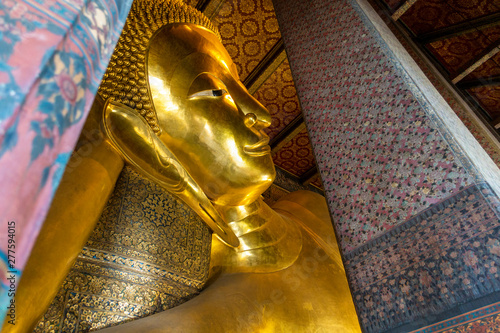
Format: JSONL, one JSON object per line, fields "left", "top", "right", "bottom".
{"left": 273, "top": 0, "right": 500, "bottom": 331}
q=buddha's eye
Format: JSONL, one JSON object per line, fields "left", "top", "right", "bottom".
{"left": 188, "top": 72, "right": 230, "bottom": 100}
{"left": 188, "top": 89, "right": 227, "bottom": 98}
{"left": 212, "top": 89, "right": 225, "bottom": 96}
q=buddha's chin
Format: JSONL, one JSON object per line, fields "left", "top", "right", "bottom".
{"left": 211, "top": 191, "right": 266, "bottom": 207}
{"left": 208, "top": 171, "right": 275, "bottom": 207}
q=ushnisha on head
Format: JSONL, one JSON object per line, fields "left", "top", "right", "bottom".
{"left": 98, "top": 0, "right": 219, "bottom": 133}
{"left": 99, "top": 0, "right": 275, "bottom": 207}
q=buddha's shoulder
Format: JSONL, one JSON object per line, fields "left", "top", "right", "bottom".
{"left": 271, "top": 190, "right": 343, "bottom": 269}
{"left": 271, "top": 190, "right": 334, "bottom": 239}
{"left": 273, "top": 190, "right": 329, "bottom": 219}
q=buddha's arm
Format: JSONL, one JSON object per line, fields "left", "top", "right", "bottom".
{"left": 2, "top": 98, "right": 125, "bottom": 333}
{"left": 103, "top": 101, "right": 238, "bottom": 247}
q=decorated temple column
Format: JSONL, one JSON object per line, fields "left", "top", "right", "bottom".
{"left": 273, "top": 0, "right": 500, "bottom": 331}
{"left": 0, "top": 0, "right": 133, "bottom": 328}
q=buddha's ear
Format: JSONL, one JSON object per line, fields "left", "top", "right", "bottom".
{"left": 102, "top": 100, "right": 184, "bottom": 190}
{"left": 102, "top": 100, "right": 239, "bottom": 247}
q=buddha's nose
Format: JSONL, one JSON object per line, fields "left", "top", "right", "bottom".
{"left": 234, "top": 82, "right": 271, "bottom": 128}
{"left": 244, "top": 113, "right": 258, "bottom": 128}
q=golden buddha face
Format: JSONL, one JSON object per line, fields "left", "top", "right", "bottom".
{"left": 147, "top": 24, "right": 275, "bottom": 206}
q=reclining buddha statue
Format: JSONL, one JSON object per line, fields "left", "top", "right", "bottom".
{"left": 3, "top": 0, "right": 361, "bottom": 331}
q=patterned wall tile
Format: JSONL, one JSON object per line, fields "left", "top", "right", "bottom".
{"left": 400, "top": 0, "right": 500, "bottom": 36}
{"left": 295, "top": 21, "right": 474, "bottom": 250}
{"left": 319, "top": 93, "right": 474, "bottom": 250}
{"left": 468, "top": 85, "right": 500, "bottom": 119}
{"left": 253, "top": 59, "right": 302, "bottom": 141}
{"left": 426, "top": 25, "right": 500, "bottom": 76}
{"left": 275, "top": 0, "right": 500, "bottom": 255}
{"left": 345, "top": 184, "right": 500, "bottom": 332}
{"left": 272, "top": 129, "right": 316, "bottom": 178}
{"left": 274, "top": 0, "right": 475, "bottom": 252}
{"left": 211, "top": 0, "right": 281, "bottom": 81}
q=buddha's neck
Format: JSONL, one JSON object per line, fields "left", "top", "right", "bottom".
{"left": 213, "top": 197, "right": 302, "bottom": 273}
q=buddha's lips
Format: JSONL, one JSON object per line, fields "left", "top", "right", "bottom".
{"left": 244, "top": 137, "right": 271, "bottom": 156}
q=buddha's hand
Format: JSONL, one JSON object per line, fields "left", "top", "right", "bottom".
{"left": 102, "top": 101, "right": 239, "bottom": 247}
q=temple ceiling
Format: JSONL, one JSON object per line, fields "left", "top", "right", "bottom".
{"left": 374, "top": 0, "right": 500, "bottom": 130}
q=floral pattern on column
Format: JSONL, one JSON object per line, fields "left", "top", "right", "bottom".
{"left": 0, "top": 0, "right": 133, "bottom": 327}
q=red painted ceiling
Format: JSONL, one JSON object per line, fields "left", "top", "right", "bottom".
{"left": 385, "top": 0, "right": 500, "bottom": 121}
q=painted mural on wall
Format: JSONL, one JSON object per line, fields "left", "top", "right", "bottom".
{"left": 0, "top": 0, "right": 133, "bottom": 327}
{"left": 272, "top": 0, "right": 500, "bottom": 331}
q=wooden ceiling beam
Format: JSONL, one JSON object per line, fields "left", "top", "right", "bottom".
{"left": 452, "top": 40, "right": 500, "bottom": 84}
{"left": 417, "top": 12, "right": 500, "bottom": 44}
{"left": 270, "top": 115, "right": 305, "bottom": 155}
{"left": 461, "top": 90, "right": 494, "bottom": 121}
{"left": 491, "top": 116, "right": 500, "bottom": 130}
{"left": 370, "top": 0, "right": 500, "bottom": 137}
{"left": 244, "top": 39, "right": 286, "bottom": 94}
{"left": 391, "top": 0, "right": 418, "bottom": 21}
{"left": 300, "top": 166, "right": 319, "bottom": 186}
{"left": 456, "top": 75, "right": 500, "bottom": 89}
